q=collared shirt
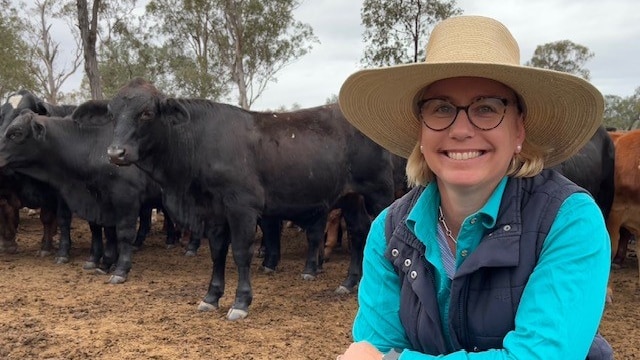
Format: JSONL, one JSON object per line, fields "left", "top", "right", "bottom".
{"left": 352, "top": 177, "right": 611, "bottom": 359}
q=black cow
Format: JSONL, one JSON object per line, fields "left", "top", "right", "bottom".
{"left": 105, "top": 78, "right": 395, "bottom": 320}
{"left": 0, "top": 101, "right": 167, "bottom": 282}
{"left": 550, "top": 125, "right": 615, "bottom": 219}
{"left": 0, "top": 90, "right": 77, "bottom": 262}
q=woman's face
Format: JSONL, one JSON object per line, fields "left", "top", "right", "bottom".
{"left": 419, "top": 77, "right": 525, "bottom": 192}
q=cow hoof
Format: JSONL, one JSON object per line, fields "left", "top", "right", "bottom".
{"left": 37, "top": 250, "right": 51, "bottom": 257}
{"left": 166, "top": 244, "right": 176, "bottom": 250}
{"left": 55, "top": 256, "right": 69, "bottom": 264}
{"left": 83, "top": 261, "right": 97, "bottom": 270}
{"left": 197, "top": 301, "right": 218, "bottom": 312}
{"left": 226, "top": 308, "right": 248, "bottom": 321}
{"left": 262, "top": 266, "right": 276, "bottom": 275}
{"left": 301, "top": 273, "right": 316, "bottom": 281}
{"left": 184, "top": 250, "right": 197, "bottom": 257}
{"left": 106, "top": 275, "right": 126, "bottom": 284}
{"left": 94, "top": 267, "right": 108, "bottom": 275}
{"left": 335, "top": 285, "right": 352, "bottom": 295}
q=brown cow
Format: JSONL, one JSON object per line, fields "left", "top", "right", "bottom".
{"left": 606, "top": 129, "right": 640, "bottom": 292}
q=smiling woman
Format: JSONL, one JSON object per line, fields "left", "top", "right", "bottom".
{"left": 336, "top": 15, "right": 612, "bottom": 359}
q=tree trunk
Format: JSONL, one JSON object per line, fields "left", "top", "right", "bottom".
{"left": 77, "top": 0, "right": 103, "bottom": 100}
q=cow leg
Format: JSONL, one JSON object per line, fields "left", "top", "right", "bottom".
{"left": 37, "top": 206, "right": 57, "bottom": 257}
{"left": 613, "top": 227, "right": 632, "bottom": 268}
{"left": 133, "top": 205, "right": 153, "bottom": 251}
{"left": 259, "top": 217, "right": 282, "bottom": 273}
{"left": 199, "top": 226, "right": 230, "bottom": 312}
{"left": 336, "top": 195, "right": 371, "bottom": 294}
{"left": 83, "top": 222, "right": 104, "bottom": 270}
{"left": 99, "top": 226, "right": 119, "bottom": 276}
{"left": 227, "top": 213, "right": 259, "bottom": 321}
{"left": 108, "top": 218, "right": 137, "bottom": 284}
{"left": 54, "top": 199, "right": 73, "bottom": 264}
{"left": 324, "top": 208, "right": 343, "bottom": 260}
{"left": 0, "top": 196, "right": 19, "bottom": 254}
{"left": 162, "top": 211, "right": 179, "bottom": 249}
{"left": 184, "top": 232, "right": 201, "bottom": 257}
{"left": 299, "top": 215, "right": 326, "bottom": 281}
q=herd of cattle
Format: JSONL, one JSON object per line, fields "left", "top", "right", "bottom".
{"left": 0, "top": 77, "right": 637, "bottom": 321}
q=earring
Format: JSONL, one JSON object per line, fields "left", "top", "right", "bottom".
{"left": 420, "top": 145, "right": 423, "bottom": 152}
{"left": 516, "top": 144, "right": 522, "bottom": 153}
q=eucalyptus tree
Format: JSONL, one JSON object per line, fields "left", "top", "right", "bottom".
{"left": 146, "top": 0, "right": 318, "bottom": 109}
{"left": 24, "top": 0, "right": 82, "bottom": 104}
{"left": 0, "top": 0, "right": 38, "bottom": 100}
{"left": 604, "top": 89, "right": 640, "bottom": 130}
{"left": 361, "top": 0, "right": 462, "bottom": 67}
{"left": 526, "top": 40, "right": 594, "bottom": 80}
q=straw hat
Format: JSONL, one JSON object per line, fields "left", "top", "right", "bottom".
{"left": 338, "top": 15, "right": 604, "bottom": 167}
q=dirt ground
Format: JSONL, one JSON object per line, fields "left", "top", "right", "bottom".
{"left": 0, "top": 210, "right": 638, "bottom": 359}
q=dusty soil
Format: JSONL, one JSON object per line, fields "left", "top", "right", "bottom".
{"left": 0, "top": 210, "right": 638, "bottom": 359}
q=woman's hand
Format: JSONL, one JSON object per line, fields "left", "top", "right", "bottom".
{"left": 337, "top": 341, "right": 383, "bottom": 360}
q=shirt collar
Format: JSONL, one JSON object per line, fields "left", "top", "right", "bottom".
{"left": 406, "top": 176, "right": 509, "bottom": 233}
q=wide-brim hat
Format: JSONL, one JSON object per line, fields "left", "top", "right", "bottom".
{"left": 339, "top": 15, "right": 604, "bottom": 167}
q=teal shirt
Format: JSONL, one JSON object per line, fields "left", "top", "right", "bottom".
{"left": 352, "top": 177, "right": 611, "bottom": 359}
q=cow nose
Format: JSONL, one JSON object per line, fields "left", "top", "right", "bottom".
{"left": 107, "top": 146, "right": 125, "bottom": 159}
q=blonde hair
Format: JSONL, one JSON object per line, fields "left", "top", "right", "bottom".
{"left": 405, "top": 139, "right": 547, "bottom": 187}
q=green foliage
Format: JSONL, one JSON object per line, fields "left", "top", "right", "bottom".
{"left": 143, "top": 0, "right": 317, "bottom": 108}
{"left": 603, "top": 88, "right": 640, "bottom": 130}
{"left": 0, "top": 1, "right": 38, "bottom": 99}
{"left": 361, "top": 0, "right": 462, "bottom": 67}
{"left": 525, "top": 40, "right": 594, "bottom": 80}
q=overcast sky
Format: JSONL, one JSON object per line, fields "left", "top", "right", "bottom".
{"left": 58, "top": 0, "right": 639, "bottom": 110}
{"left": 248, "top": 0, "right": 640, "bottom": 110}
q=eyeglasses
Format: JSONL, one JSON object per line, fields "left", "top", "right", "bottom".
{"left": 418, "top": 97, "right": 511, "bottom": 131}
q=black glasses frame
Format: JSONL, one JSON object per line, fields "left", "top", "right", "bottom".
{"left": 418, "top": 97, "right": 510, "bottom": 131}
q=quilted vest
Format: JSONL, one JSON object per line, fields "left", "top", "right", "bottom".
{"left": 383, "top": 169, "right": 612, "bottom": 358}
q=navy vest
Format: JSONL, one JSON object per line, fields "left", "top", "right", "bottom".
{"left": 384, "top": 169, "right": 612, "bottom": 358}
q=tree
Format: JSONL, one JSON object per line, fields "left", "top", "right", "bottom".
{"left": 94, "top": 0, "right": 164, "bottom": 98}
{"left": 603, "top": 88, "right": 640, "bottom": 130}
{"left": 76, "top": 0, "right": 104, "bottom": 100}
{"left": 361, "top": 0, "right": 462, "bottom": 67}
{"left": 217, "top": 0, "right": 317, "bottom": 109}
{"left": 24, "top": 0, "right": 82, "bottom": 104}
{"left": 0, "top": 0, "right": 38, "bottom": 99}
{"left": 146, "top": 0, "right": 317, "bottom": 109}
{"left": 525, "top": 40, "right": 594, "bottom": 80}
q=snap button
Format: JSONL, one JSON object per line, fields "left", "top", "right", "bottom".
{"left": 404, "top": 259, "right": 411, "bottom": 267}
{"left": 503, "top": 225, "right": 511, "bottom": 231}
{"left": 391, "top": 249, "right": 399, "bottom": 257}
{"left": 410, "top": 271, "right": 417, "bottom": 279}
{"left": 470, "top": 217, "right": 477, "bottom": 224}
{"left": 461, "top": 249, "right": 468, "bottom": 257}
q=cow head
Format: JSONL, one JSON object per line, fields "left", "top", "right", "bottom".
{"left": 0, "top": 110, "right": 46, "bottom": 168}
{"left": 107, "top": 77, "right": 189, "bottom": 166}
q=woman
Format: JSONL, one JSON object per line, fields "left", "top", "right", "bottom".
{"left": 336, "top": 16, "right": 612, "bottom": 359}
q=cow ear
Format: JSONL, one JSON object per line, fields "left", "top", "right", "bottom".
{"left": 160, "top": 98, "right": 189, "bottom": 125}
{"left": 31, "top": 119, "right": 46, "bottom": 140}
{"left": 72, "top": 100, "right": 111, "bottom": 126}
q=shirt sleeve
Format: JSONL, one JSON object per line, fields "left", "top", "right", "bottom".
{"left": 356, "top": 193, "right": 611, "bottom": 360}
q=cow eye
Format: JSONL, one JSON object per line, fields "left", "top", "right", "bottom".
{"left": 140, "top": 110, "right": 153, "bottom": 121}
{"left": 7, "top": 130, "right": 22, "bottom": 141}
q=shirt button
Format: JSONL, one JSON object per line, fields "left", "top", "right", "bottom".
{"left": 391, "top": 249, "right": 399, "bottom": 257}
{"left": 503, "top": 225, "right": 512, "bottom": 231}
{"left": 410, "top": 270, "right": 417, "bottom": 279}
{"left": 470, "top": 217, "right": 477, "bottom": 224}
{"left": 404, "top": 259, "right": 412, "bottom": 267}
{"left": 461, "top": 250, "right": 468, "bottom": 257}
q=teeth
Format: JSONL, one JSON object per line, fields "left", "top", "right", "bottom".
{"left": 447, "top": 151, "right": 481, "bottom": 160}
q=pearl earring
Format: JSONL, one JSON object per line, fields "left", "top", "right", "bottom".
{"left": 420, "top": 145, "right": 424, "bottom": 152}
{"left": 516, "top": 145, "right": 522, "bottom": 153}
